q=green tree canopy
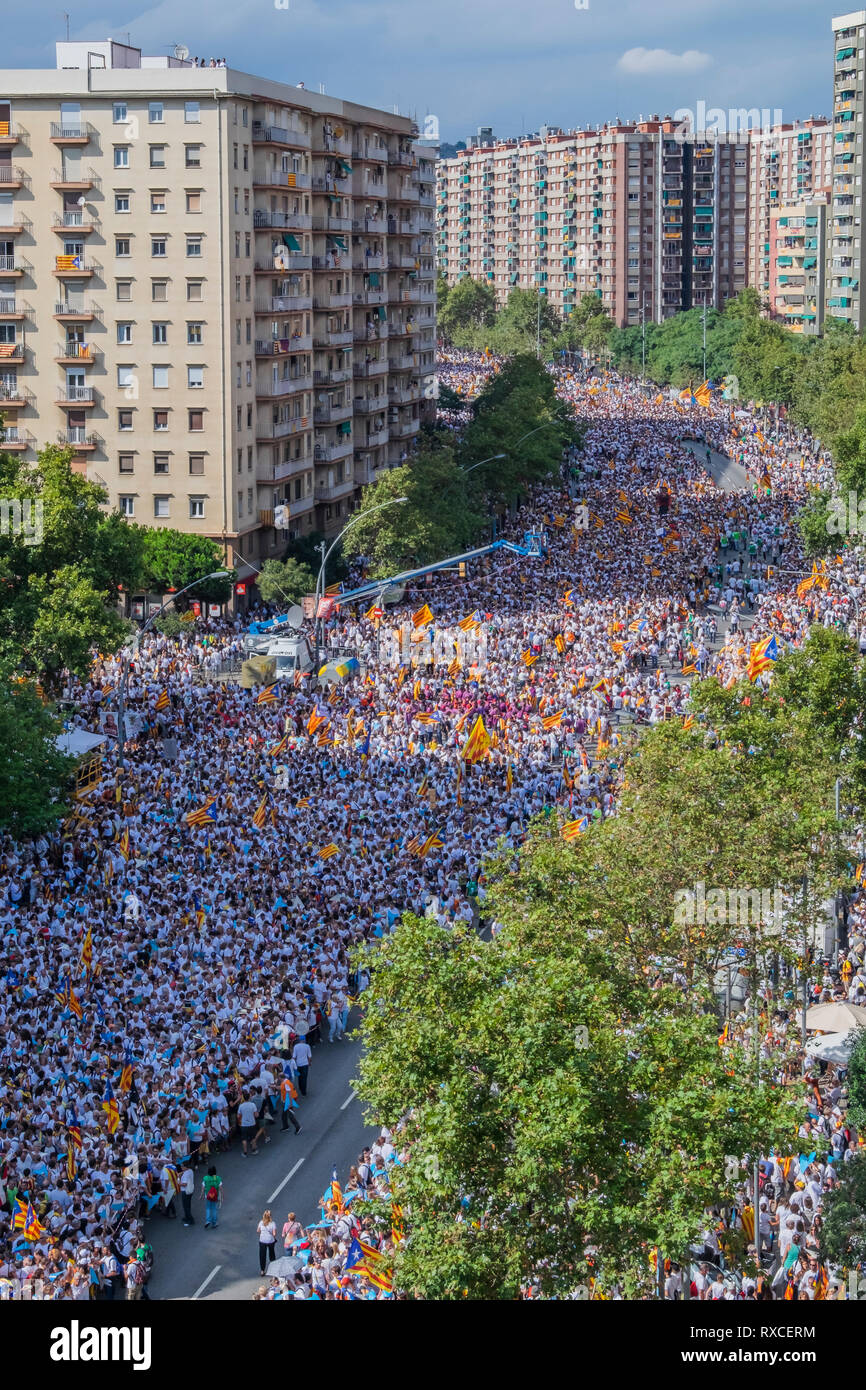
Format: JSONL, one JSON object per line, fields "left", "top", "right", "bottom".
{"left": 255, "top": 556, "right": 317, "bottom": 608}
{"left": 141, "top": 529, "right": 233, "bottom": 603}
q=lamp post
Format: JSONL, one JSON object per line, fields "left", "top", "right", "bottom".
{"left": 314, "top": 497, "right": 408, "bottom": 663}
{"left": 115, "top": 570, "right": 229, "bottom": 769}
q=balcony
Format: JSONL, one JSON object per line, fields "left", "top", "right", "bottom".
{"left": 255, "top": 335, "right": 312, "bottom": 356}
{"left": 253, "top": 209, "right": 312, "bottom": 231}
{"left": 50, "top": 122, "right": 94, "bottom": 144}
{"left": 57, "top": 385, "right": 95, "bottom": 407}
{"left": 55, "top": 342, "right": 95, "bottom": 363}
{"left": 253, "top": 170, "right": 311, "bottom": 191}
{"left": 388, "top": 352, "right": 414, "bottom": 371}
{"left": 0, "top": 296, "right": 27, "bottom": 319}
{"left": 50, "top": 168, "right": 99, "bottom": 191}
{"left": 311, "top": 214, "right": 352, "bottom": 233}
{"left": 0, "top": 341, "right": 24, "bottom": 363}
{"left": 54, "top": 301, "right": 98, "bottom": 321}
{"left": 0, "top": 254, "right": 26, "bottom": 277}
{"left": 314, "top": 439, "right": 353, "bottom": 463}
{"left": 59, "top": 427, "right": 99, "bottom": 449}
{"left": 257, "top": 373, "right": 313, "bottom": 399}
{"left": 0, "top": 166, "right": 25, "bottom": 189}
{"left": 252, "top": 122, "right": 311, "bottom": 150}
{"left": 388, "top": 385, "right": 417, "bottom": 405}
{"left": 255, "top": 291, "right": 312, "bottom": 314}
{"left": 389, "top": 150, "right": 416, "bottom": 168}
{"left": 391, "top": 417, "right": 420, "bottom": 438}
{"left": 314, "top": 478, "right": 356, "bottom": 502}
{"left": 0, "top": 124, "right": 24, "bottom": 148}
{"left": 352, "top": 217, "right": 387, "bottom": 235}
{"left": 353, "top": 358, "right": 388, "bottom": 377}
{"left": 0, "top": 380, "right": 28, "bottom": 407}
{"left": 254, "top": 255, "right": 312, "bottom": 272}
{"left": 313, "top": 399, "right": 352, "bottom": 424}
{"left": 51, "top": 212, "right": 99, "bottom": 235}
{"left": 353, "top": 288, "right": 387, "bottom": 306}
{"left": 351, "top": 392, "right": 389, "bottom": 415}
{"left": 359, "top": 427, "right": 389, "bottom": 449}
{"left": 314, "top": 367, "right": 352, "bottom": 386}
{"left": 311, "top": 176, "right": 351, "bottom": 195}
{"left": 353, "top": 253, "right": 386, "bottom": 271}
{"left": 0, "top": 428, "right": 33, "bottom": 450}
{"left": 258, "top": 415, "right": 310, "bottom": 442}
{"left": 313, "top": 292, "right": 352, "bottom": 310}
{"left": 313, "top": 327, "right": 353, "bottom": 348}
{"left": 53, "top": 257, "right": 98, "bottom": 278}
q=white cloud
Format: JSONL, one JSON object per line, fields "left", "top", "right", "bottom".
{"left": 617, "top": 47, "right": 712, "bottom": 76}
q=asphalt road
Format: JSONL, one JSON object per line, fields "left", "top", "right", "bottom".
{"left": 145, "top": 1027, "right": 377, "bottom": 1300}
{"left": 680, "top": 438, "right": 750, "bottom": 493}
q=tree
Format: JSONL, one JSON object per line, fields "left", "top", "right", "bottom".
{"left": 556, "top": 292, "right": 614, "bottom": 354}
{"left": 461, "top": 354, "right": 578, "bottom": 505}
{"left": 437, "top": 277, "right": 497, "bottom": 345}
{"left": 0, "top": 680, "right": 74, "bottom": 835}
{"left": 340, "top": 446, "right": 485, "bottom": 576}
{"left": 796, "top": 490, "right": 836, "bottom": 559}
{"left": 284, "top": 529, "right": 348, "bottom": 583}
{"left": 141, "top": 529, "right": 233, "bottom": 603}
{"left": 255, "top": 557, "right": 316, "bottom": 607}
{"left": 847, "top": 1030, "right": 866, "bottom": 1135}
{"left": 821, "top": 1153, "right": 866, "bottom": 1269}
{"left": 484, "top": 288, "right": 561, "bottom": 357}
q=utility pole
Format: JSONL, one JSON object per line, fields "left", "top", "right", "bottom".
{"left": 701, "top": 296, "right": 707, "bottom": 382}
{"left": 801, "top": 874, "right": 809, "bottom": 1051}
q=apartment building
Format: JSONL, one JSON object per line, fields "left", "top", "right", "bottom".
{"left": 437, "top": 120, "right": 753, "bottom": 329}
{"left": 0, "top": 40, "right": 436, "bottom": 562}
{"left": 829, "top": 11, "right": 865, "bottom": 329}
{"left": 747, "top": 120, "right": 833, "bottom": 299}
{"left": 768, "top": 199, "right": 828, "bottom": 334}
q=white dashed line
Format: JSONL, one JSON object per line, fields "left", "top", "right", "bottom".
{"left": 192, "top": 1264, "right": 221, "bottom": 1300}
{"left": 340, "top": 1089, "right": 358, "bottom": 1110}
{"left": 268, "top": 1156, "right": 305, "bottom": 1204}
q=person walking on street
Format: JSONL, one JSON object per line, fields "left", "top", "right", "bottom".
{"left": 257, "top": 1208, "right": 277, "bottom": 1274}
{"left": 236, "top": 1092, "right": 260, "bottom": 1155}
{"left": 180, "top": 1159, "right": 196, "bottom": 1226}
{"left": 292, "top": 1036, "right": 312, "bottom": 1096}
{"left": 280, "top": 1070, "right": 302, "bottom": 1133}
{"left": 201, "top": 1165, "right": 223, "bottom": 1228}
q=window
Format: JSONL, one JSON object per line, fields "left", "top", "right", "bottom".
{"left": 118, "top": 453, "right": 134, "bottom": 473}
{"left": 119, "top": 495, "right": 135, "bottom": 516}
{"left": 153, "top": 409, "right": 169, "bottom": 431}
{"left": 185, "top": 145, "right": 202, "bottom": 168}
{"left": 237, "top": 490, "right": 243, "bottom": 516}
{"left": 114, "top": 192, "right": 131, "bottom": 216}
{"left": 148, "top": 102, "right": 164, "bottom": 125}
{"left": 118, "top": 409, "right": 133, "bottom": 430}
{"left": 153, "top": 365, "right": 169, "bottom": 389}
{"left": 153, "top": 453, "right": 170, "bottom": 474}
{"left": 152, "top": 280, "right": 168, "bottom": 302}
{"left": 189, "top": 497, "right": 205, "bottom": 519}
{"left": 186, "top": 235, "right": 202, "bottom": 258}
{"left": 151, "top": 192, "right": 166, "bottom": 214}
{"left": 189, "top": 453, "right": 205, "bottom": 475}
{"left": 151, "top": 237, "right": 167, "bottom": 258}
{"left": 152, "top": 322, "right": 168, "bottom": 345}
{"left": 185, "top": 101, "right": 200, "bottom": 124}
{"left": 113, "top": 102, "right": 128, "bottom": 125}
{"left": 115, "top": 237, "right": 131, "bottom": 257}
{"left": 187, "top": 281, "right": 203, "bottom": 301}
{"left": 187, "top": 321, "right": 203, "bottom": 344}
{"left": 117, "top": 365, "right": 135, "bottom": 390}
{"left": 114, "top": 147, "right": 129, "bottom": 169}
{"left": 149, "top": 145, "right": 166, "bottom": 168}
{"left": 153, "top": 497, "right": 170, "bottom": 518}
{"left": 186, "top": 190, "right": 201, "bottom": 214}
{"left": 116, "top": 323, "right": 132, "bottom": 344}
{"left": 188, "top": 409, "right": 204, "bottom": 430}
{"left": 187, "top": 365, "right": 204, "bottom": 389}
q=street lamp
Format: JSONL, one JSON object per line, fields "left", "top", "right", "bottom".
{"left": 115, "top": 570, "right": 229, "bottom": 768}
{"left": 459, "top": 452, "right": 506, "bottom": 476}
{"left": 314, "top": 497, "right": 408, "bottom": 662}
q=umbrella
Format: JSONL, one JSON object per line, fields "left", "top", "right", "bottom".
{"left": 267, "top": 1255, "right": 303, "bottom": 1278}
{"left": 804, "top": 1030, "right": 860, "bottom": 1065}
{"left": 805, "top": 1002, "right": 866, "bottom": 1032}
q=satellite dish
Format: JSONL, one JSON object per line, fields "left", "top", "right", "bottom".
{"left": 286, "top": 604, "right": 303, "bottom": 630}
{"left": 174, "top": 43, "right": 190, "bottom": 61}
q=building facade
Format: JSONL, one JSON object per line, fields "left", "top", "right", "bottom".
{"left": 829, "top": 11, "right": 865, "bottom": 329}
{"left": 0, "top": 41, "right": 436, "bottom": 560}
{"left": 768, "top": 199, "right": 828, "bottom": 334}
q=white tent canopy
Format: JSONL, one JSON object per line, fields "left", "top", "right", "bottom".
{"left": 54, "top": 729, "right": 107, "bottom": 758}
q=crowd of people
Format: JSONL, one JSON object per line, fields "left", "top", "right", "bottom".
{"left": 1, "top": 345, "right": 864, "bottom": 1300}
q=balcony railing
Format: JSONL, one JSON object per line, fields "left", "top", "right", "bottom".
{"left": 0, "top": 379, "right": 23, "bottom": 401}
{"left": 253, "top": 209, "right": 312, "bottom": 230}
{"left": 254, "top": 255, "right": 312, "bottom": 272}
{"left": 0, "top": 428, "right": 32, "bottom": 448}
{"left": 263, "top": 416, "right": 309, "bottom": 439}
{"left": 0, "top": 255, "right": 22, "bottom": 272}
{"left": 313, "top": 400, "right": 352, "bottom": 424}
{"left": 0, "top": 166, "right": 25, "bottom": 185}
{"left": 50, "top": 122, "right": 93, "bottom": 140}
{"left": 311, "top": 214, "right": 352, "bottom": 232}
{"left": 314, "top": 441, "right": 353, "bottom": 462}
{"left": 255, "top": 292, "right": 310, "bottom": 313}
{"left": 314, "top": 479, "right": 356, "bottom": 501}
{"left": 54, "top": 300, "right": 98, "bottom": 317}
{"left": 0, "top": 342, "right": 24, "bottom": 361}
{"left": 50, "top": 168, "right": 100, "bottom": 187}
{"left": 56, "top": 342, "right": 93, "bottom": 359}
{"left": 253, "top": 122, "right": 312, "bottom": 149}
{"left": 61, "top": 427, "right": 98, "bottom": 446}
{"left": 314, "top": 367, "right": 352, "bottom": 385}
{"left": 54, "top": 257, "right": 98, "bottom": 274}
{"left": 312, "top": 293, "right": 352, "bottom": 310}
{"left": 52, "top": 212, "right": 99, "bottom": 230}
{"left": 353, "top": 394, "right": 388, "bottom": 414}
{"left": 57, "top": 385, "right": 95, "bottom": 403}
{"left": 258, "top": 374, "right": 313, "bottom": 397}
{"left": 353, "top": 358, "right": 388, "bottom": 376}
{"left": 313, "top": 328, "right": 353, "bottom": 347}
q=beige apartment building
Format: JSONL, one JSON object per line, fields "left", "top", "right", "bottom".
{"left": 0, "top": 40, "right": 437, "bottom": 566}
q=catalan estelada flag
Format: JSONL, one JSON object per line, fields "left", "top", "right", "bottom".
{"left": 417, "top": 827, "right": 444, "bottom": 859}
{"left": 521, "top": 648, "right": 539, "bottom": 667}
{"left": 307, "top": 709, "right": 328, "bottom": 736}
{"left": 458, "top": 611, "right": 483, "bottom": 632}
{"left": 154, "top": 689, "right": 170, "bottom": 712}
{"left": 102, "top": 1077, "right": 120, "bottom": 1134}
{"left": 461, "top": 714, "right": 491, "bottom": 764}
{"left": 317, "top": 843, "right": 339, "bottom": 860}
{"left": 117, "top": 829, "right": 130, "bottom": 861}
{"left": 252, "top": 794, "right": 268, "bottom": 829}
{"left": 256, "top": 683, "right": 277, "bottom": 705}
{"left": 746, "top": 635, "right": 779, "bottom": 682}
{"left": 562, "top": 817, "right": 589, "bottom": 841}
{"left": 119, "top": 1049, "right": 133, "bottom": 1094}
{"left": 269, "top": 735, "right": 289, "bottom": 757}
{"left": 186, "top": 798, "right": 217, "bottom": 828}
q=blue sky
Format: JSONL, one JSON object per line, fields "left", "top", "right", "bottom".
{"left": 3, "top": 0, "right": 840, "bottom": 141}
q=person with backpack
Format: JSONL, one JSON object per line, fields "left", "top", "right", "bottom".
{"left": 201, "top": 1165, "right": 223, "bottom": 1229}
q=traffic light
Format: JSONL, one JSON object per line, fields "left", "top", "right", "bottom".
{"left": 458, "top": 562, "right": 466, "bottom": 579}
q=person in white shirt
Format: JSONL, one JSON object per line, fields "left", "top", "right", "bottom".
{"left": 236, "top": 1096, "right": 260, "bottom": 1156}
{"left": 291, "top": 1038, "right": 311, "bottom": 1096}
{"left": 180, "top": 1161, "right": 196, "bottom": 1226}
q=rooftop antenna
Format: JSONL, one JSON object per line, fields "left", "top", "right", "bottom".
{"left": 174, "top": 43, "right": 190, "bottom": 61}
{"left": 64, "top": 12, "right": 70, "bottom": 40}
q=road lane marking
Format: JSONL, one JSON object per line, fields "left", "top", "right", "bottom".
{"left": 268, "top": 1156, "right": 305, "bottom": 1204}
{"left": 192, "top": 1265, "right": 221, "bottom": 1300}
{"left": 340, "top": 1089, "right": 357, "bottom": 1110}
